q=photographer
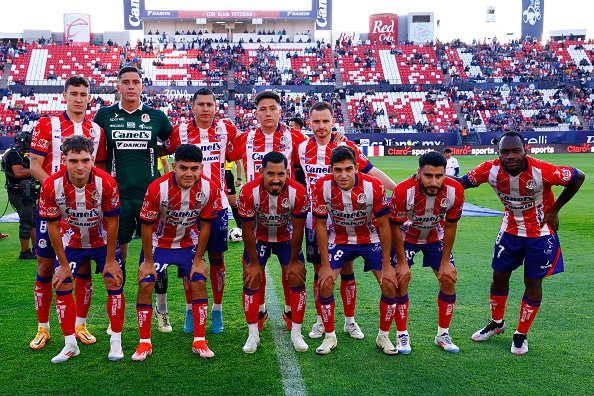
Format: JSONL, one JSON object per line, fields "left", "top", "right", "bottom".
{"left": 3, "top": 130, "right": 38, "bottom": 259}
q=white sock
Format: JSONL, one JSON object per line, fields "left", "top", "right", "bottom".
{"left": 75, "top": 317, "right": 86, "bottom": 328}
{"left": 377, "top": 329, "right": 389, "bottom": 337}
{"left": 248, "top": 323, "right": 259, "bottom": 337}
{"left": 397, "top": 330, "right": 409, "bottom": 336}
{"left": 284, "top": 304, "right": 291, "bottom": 313}
{"left": 65, "top": 334, "right": 77, "bottom": 346}
{"left": 39, "top": 322, "right": 50, "bottom": 330}
{"left": 259, "top": 304, "right": 266, "bottom": 313}
{"left": 437, "top": 326, "right": 449, "bottom": 336}
{"left": 291, "top": 324, "right": 303, "bottom": 339}
{"left": 193, "top": 336, "right": 205, "bottom": 342}
{"left": 345, "top": 316, "right": 355, "bottom": 325}
{"left": 212, "top": 303, "right": 222, "bottom": 311}
{"left": 140, "top": 338, "right": 151, "bottom": 345}
{"left": 186, "top": 303, "right": 192, "bottom": 311}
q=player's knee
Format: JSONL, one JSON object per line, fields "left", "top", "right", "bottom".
{"left": 37, "top": 257, "right": 55, "bottom": 277}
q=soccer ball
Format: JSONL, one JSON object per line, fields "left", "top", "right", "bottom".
{"left": 228, "top": 227, "right": 243, "bottom": 242}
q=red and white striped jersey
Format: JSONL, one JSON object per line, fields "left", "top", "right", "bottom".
{"left": 38, "top": 167, "right": 120, "bottom": 249}
{"left": 390, "top": 175, "right": 464, "bottom": 244}
{"left": 30, "top": 111, "right": 106, "bottom": 175}
{"left": 139, "top": 173, "right": 221, "bottom": 249}
{"left": 165, "top": 119, "right": 238, "bottom": 208}
{"left": 462, "top": 156, "right": 579, "bottom": 237}
{"left": 238, "top": 177, "right": 309, "bottom": 243}
{"left": 312, "top": 172, "right": 390, "bottom": 245}
{"left": 227, "top": 123, "right": 307, "bottom": 182}
{"left": 298, "top": 135, "right": 373, "bottom": 228}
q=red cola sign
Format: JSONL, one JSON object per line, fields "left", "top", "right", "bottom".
{"left": 369, "top": 13, "right": 397, "bottom": 42}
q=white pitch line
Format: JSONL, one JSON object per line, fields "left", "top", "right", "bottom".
{"left": 265, "top": 266, "right": 308, "bottom": 396}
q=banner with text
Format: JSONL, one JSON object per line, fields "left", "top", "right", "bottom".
{"left": 124, "top": 0, "right": 144, "bottom": 30}
{"left": 315, "top": 0, "right": 332, "bottom": 31}
{"left": 368, "top": 13, "right": 397, "bottom": 43}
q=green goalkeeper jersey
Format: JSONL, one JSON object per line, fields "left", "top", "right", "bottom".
{"left": 94, "top": 102, "right": 173, "bottom": 199}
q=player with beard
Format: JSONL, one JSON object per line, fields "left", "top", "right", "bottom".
{"left": 390, "top": 151, "right": 465, "bottom": 354}
{"left": 238, "top": 152, "right": 309, "bottom": 354}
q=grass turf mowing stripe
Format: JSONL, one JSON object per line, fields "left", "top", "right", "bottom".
{"left": 265, "top": 266, "right": 308, "bottom": 396}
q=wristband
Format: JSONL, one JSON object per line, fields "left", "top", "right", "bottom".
{"left": 237, "top": 178, "right": 242, "bottom": 181}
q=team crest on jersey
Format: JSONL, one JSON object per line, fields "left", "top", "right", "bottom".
{"left": 281, "top": 198, "right": 290, "bottom": 208}
{"left": 280, "top": 136, "right": 289, "bottom": 145}
{"left": 440, "top": 197, "right": 450, "bottom": 208}
{"left": 38, "top": 238, "right": 47, "bottom": 249}
{"left": 526, "top": 180, "right": 536, "bottom": 189}
{"left": 357, "top": 193, "right": 367, "bottom": 203}
{"left": 91, "top": 189, "right": 100, "bottom": 206}
{"left": 141, "top": 113, "right": 150, "bottom": 123}
{"left": 560, "top": 168, "right": 571, "bottom": 182}
{"left": 214, "top": 124, "right": 224, "bottom": 135}
{"left": 195, "top": 191, "right": 206, "bottom": 203}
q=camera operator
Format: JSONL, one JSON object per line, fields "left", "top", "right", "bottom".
{"left": 3, "top": 130, "right": 38, "bottom": 259}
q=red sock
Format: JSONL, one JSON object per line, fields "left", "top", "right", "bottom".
{"left": 319, "top": 294, "right": 335, "bottom": 333}
{"left": 257, "top": 270, "right": 266, "bottom": 308}
{"left": 136, "top": 305, "right": 152, "bottom": 339}
{"left": 395, "top": 294, "right": 409, "bottom": 331}
{"left": 192, "top": 299, "right": 208, "bottom": 338}
{"left": 380, "top": 295, "right": 397, "bottom": 332}
{"left": 313, "top": 277, "right": 322, "bottom": 317}
{"left": 107, "top": 292, "right": 125, "bottom": 333}
{"left": 75, "top": 274, "right": 93, "bottom": 319}
{"left": 517, "top": 297, "right": 541, "bottom": 334}
{"left": 55, "top": 291, "right": 76, "bottom": 337}
{"left": 437, "top": 291, "right": 456, "bottom": 329}
{"left": 209, "top": 261, "right": 226, "bottom": 305}
{"left": 490, "top": 289, "right": 509, "bottom": 321}
{"left": 243, "top": 287, "right": 259, "bottom": 324}
{"left": 282, "top": 272, "right": 291, "bottom": 307}
{"left": 34, "top": 276, "right": 53, "bottom": 323}
{"left": 340, "top": 276, "right": 356, "bottom": 317}
{"left": 290, "top": 286, "right": 307, "bottom": 324}
{"left": 183, "top": 277, "right": 192, "bottom": 305}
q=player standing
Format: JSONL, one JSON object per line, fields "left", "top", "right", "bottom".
{"left": 164, "top": 88, "right": 239, "bottom": 334}
{"left": 390, "top": 151, "right": 465, "bottom": 354}
{"left": 228, "top": 90, "right": 308, "bottom": 331}
{"left": 93, "top": 66, "right": 173, "bottom": 331}
{"left": 456, "top": 131, "right": 585, "bottom": 354}
{"left": 29, "top": 75, "right": 105, "bottom": 350}
{"left": 297, "top": 101, "right": 396, "bottom": 340}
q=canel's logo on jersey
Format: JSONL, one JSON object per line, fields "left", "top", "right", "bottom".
{"left": 440, "top": 197, "right": 450, "bottom": 208}
{"left": 113, "top": 131, "right": 150, "bottom": 139}
{"left": 141, "top": 114, "right": 150, "bottom": 123}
